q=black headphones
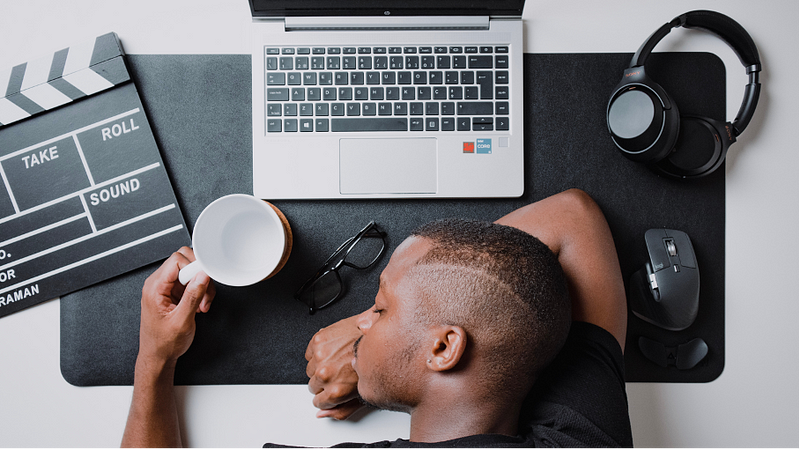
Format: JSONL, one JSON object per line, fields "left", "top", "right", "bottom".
{"left": 607, "top": 10, "right": 762, "bottom": 178}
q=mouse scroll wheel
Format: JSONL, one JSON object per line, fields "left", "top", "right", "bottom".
{"left": 665, "top": 239, "right": 677, "bottom": 257}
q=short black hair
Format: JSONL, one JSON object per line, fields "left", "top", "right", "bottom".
{"left": 409, "top": 218, "right": 571, "bottom": 392}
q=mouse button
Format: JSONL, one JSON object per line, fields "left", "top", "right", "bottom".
{"left": 645, "top": 229, "right": 671, "bottom": 272}
{"left": 676, "top": 338, "right": 709, "bottom": 370}
{"left": 638, "top": 337, "right": 669, "bottom": 367}
{"left": 670, "top": 231, "right": 697, "bottom": 268}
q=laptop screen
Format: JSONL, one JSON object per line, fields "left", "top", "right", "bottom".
{"left": 249, "top": 0, "right": 525, "bottom": 18}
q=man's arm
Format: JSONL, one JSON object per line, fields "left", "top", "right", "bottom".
{"left": 495, "top": 188, "right": 627, "bottom": 350}
{"left": 121, "top": 247, "right": 215, "bottom": 448}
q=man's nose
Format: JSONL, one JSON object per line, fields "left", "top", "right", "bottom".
{"left": 356, "top": 307, "right": 374, "bottom": 333}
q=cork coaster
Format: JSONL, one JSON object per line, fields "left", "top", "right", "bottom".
{"left": 265, "top": 201, "right": 292, "bottom": 278}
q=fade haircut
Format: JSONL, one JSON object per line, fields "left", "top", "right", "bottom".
{"left": 408, "top": 218, "right": 571, "bottom": 394}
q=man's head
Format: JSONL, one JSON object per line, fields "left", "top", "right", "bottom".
{"left": 352, "top": 218, "right": 571, "bottom": 413}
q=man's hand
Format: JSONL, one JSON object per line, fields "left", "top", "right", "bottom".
{"left": 122, "top": 247, "right": 215, "bottom": 448}
{"left": 138, "top": 246, "right": 215, "bottom": 367}
{"left": 305, "top": 314, "right": 364, "bottom": 420}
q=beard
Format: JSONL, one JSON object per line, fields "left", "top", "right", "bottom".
{"left": 349, "top": 335, "right": 419, "bottom": 414}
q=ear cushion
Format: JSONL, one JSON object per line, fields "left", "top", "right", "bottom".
{"left": 607, "top": 83, "right": 679, "bottom": 163}
{"left": 654, "top": 116, "right": 729, "bottom": 178}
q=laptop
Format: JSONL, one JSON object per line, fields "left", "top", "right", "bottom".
{"left": 249, "top": 0, "right": 525, "bottom": 199}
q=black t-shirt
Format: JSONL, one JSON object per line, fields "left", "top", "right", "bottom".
{"left": 266, "top": 322, "right": 633, "bottom": 448}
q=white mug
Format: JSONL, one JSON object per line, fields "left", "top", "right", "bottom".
{"left": 179, "top": 194, "right": 292, "bottom": 286}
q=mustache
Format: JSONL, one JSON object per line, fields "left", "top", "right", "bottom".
{"left": 353, "top": 335, "right": 363, "bottom": 359}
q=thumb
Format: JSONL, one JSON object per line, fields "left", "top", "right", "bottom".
{"left": 175, "top": 272, "right": 210, "bottom": 320}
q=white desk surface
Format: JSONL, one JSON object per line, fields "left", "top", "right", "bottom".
{"left": 0, "top": 1, "right": 797, "bottom": 447}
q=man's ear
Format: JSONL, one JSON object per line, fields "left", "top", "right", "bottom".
{"left": 426, "top": 326, "right": 467, "bottom": 372}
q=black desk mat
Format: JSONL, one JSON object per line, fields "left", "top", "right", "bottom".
{"left": 60, "top": 53, "right": 725, "bottom": 385}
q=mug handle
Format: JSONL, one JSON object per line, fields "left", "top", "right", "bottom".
{"left": 178, "top": 260, "right": 204, "bottom": 285}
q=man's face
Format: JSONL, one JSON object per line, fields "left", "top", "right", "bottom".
{"left": 351, "top": 236, "right": 431, "bottom": 412}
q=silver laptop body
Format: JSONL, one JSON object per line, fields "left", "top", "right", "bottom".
{"left": 250, "top": 0, "right": 525, "bottom": 199}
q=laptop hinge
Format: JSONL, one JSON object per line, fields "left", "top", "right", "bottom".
{"left": 283, "top": 16, "right": 490, "bottom": 31}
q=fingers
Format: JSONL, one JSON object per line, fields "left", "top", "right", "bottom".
{"left": 174, "top": 271, "right": 211, "bottom": 322}
{"left": 311, "top": 381, "right": 359, "bottom": 411}
{"left": 315, "top": 399, "right": 364, "bottom": 420}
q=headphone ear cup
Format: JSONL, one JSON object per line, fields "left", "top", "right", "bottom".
{"left": 607, "top": 80, "right": 680, "bottom": 163}
{"left": 653, "top": 116, "right": 731, "bottom": 178}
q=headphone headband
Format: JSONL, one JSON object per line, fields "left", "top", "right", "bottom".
{"left": 629, "top": 10, "right": 761, "bottom": 136}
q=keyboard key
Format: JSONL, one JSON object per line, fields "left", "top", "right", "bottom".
{"left": 495, "top": 46, "right": 509, "bottom": 53}
{"left": 299, "top": 103, "right": 313, "bottom": 116}
{"left": 358, "top": 47, "right": 371, "bottom": 54}
{"left": 267, "top": 119, "right": 282, "bottom": 132}
{"left": 430, "top": 72, "right": 443, "bottom": 85}
{"left": 374, "top": 57, "right": 388, "bottom": 69}
{"left": 266, "top": 48, "right": 280, "bottom": 55}
{"left": 386, "top": 87, "right": 400, "bottom": 100}
{"left": 322, "top": 87, "right": 336, "bottom": 100}
{"left": 378, "top": 103, "right": 392, "bottom": 115}
{"left": 453, "top": 55, "right": 467, "bottom": 69}
{"left": 300, "top": 118, "right": 314, "bottom": 131}
{"left": 388, "top": 47, "right": 402, "bottom": 54}
{"left": 398, "top": 72, "right": 412, "bottom": 84}
{"left": 433, "top": 86, "right": 448, "bottom": 100}
{"left": 442, "top": 102, "right": 455, "bottom": 115}
{"left": 287, "top": 72, "right": 302, "bottom": 85}
{"left": 495, "top": 86, "right": 509, "bottom": 99}
{"left": 267, "top": 104, "right": 282, "bottom": 116}
{"left": 465, "top": 86, "right": 479, "bottom": 99}
{"left": 266, "top": 57, "right": 278, "bottom": 70}
{"left": 346, "top": 103, "right": 361, "bottom": 116}
{"left": 479, "top": 46, "right": 493, "bottom": 53}
{"left": 449, "top": 46, "right": 462, "bottom": 53}
{"left": 425, "top": 102, "right": 439, "bottom": 115}
{"left": 403, "top": 47, "right": 417, "bottom": 54}
{"left": 382, "top": 72, "right": 396, "bottom": 84}
{"left": 296, "top": 57, "right": 309, "bottom": 69}
{"left": 331, "top": 118, "right": 408, "bottom": 131}
{"left": 280, "top": 57, "right": 293, "bottom": 70}
{"left": 343, "top": 56, "right": 357, "bottom": 69}
{"left": 303, "top": 72, "right": 317, "bottom": 85}
{"left": 319, "top": 72, "right": 333, "bottom": 85}
{"left": 496, "top": 71, "right": 509, "bottom": 84}
{"left": 327, "top": 47, "right": 341, "bottom": 54}
{"left": 417, "top": 86, "right": 431, "bottom": 100}
{"left": 331, "top": 103, "right": 345, "bottom": 116}
{"left": 449, "top": 86, "right": 463, "bottom": 100}
{"left": 434, "top": 46, "right": 448, "bottom": 54}
{"left": 495, "top": 55, "right": 509, "bottom": 68}
{"left": 291, "top": 88, "right": 305, "bottom": 101}
{"left": 327, "top": 56, "right": 340, "bottom": 69}
{"left": 307, "top": 87, "right": 321, "bottom": 101}
{"left": 421, "top": 56, "right": 435, "bottom": 69}
{"left": 394, "top": 102, "right": 407, "bottom": 115}
{"left": 344, "top": 47, "right": 357, "bottom": 54}
{"left": 495, "top": 101, "right": 509, "bottom": 114}
{"left": 405, "top": 56, "right": 419, "bottom": 69}
{"left": 496, "top": 116, "right": 509, "bottom": 130}
{"left": 442, "top": 117, "right": 455, "bottom": 130}
{"left": 267, "top": 88, "right": 289, "bottom": 101}
{"left": 413, "top": 71, "right": 427, "bottom": 84}
{"left": 426, "top": 117, "right": 439, "bottom": 131}
{"left": 358, "top": 56, "right": 372, "bottom": 69}
{"left": 284, "top": 103, "right": 297, "bottom": 116}
{"left": 354, "top": 87, "right": 368, "bottom": 100}
{"left": 370, "top": 87, "right": 384, "bottom": 100}
{"left": 363, "top": 103, "right": 376, "bottom": 116}
{"left": 338, "top": 87, "right": 352, "bottom": 100}
{"left": 315, "top": 103, "right": 329, "bottom": 116}
{"left": 316, "top": 118, "right": 329, "bottom": 132}
{"left": 465, "top": 46, "right": 478, "bottom": 53}
{"left": 476, "top": 71, "right": 493, "bottom": 99}
{"left": 457, "top": 117, "right": 470, "bottom": 131}
{"left": 410, "top": 118, "right": 423, "bottom": 131}
{"left": 468, "top": 55, "right": 493, "bottom": 68}
{"left": 402, "top": 86, "right": 415, "bottom": 100}
{"left": 437, "top": 56, "right": 451, "bottom": 69}
{"left": 284, "top": 118, "right": 298, "bottom": 132}
{"left": 419, "top": 47, "right": 432, "bottom": 54}
{"left": 460, "top": 71, "right": 474, "bottom": 84}
{"left": 334, "top": 73, "right": 348, "bottom": 85}
{"left": 410, "top": 102, "right": 424, "bottom": 115}
{"left": 267, "top": 73, "right": 285, "bottom": 85}
{"left": 350, "top": 72, "right": 365, "bottom": 85}
{"left": 312, "top": 47, "right": 326, "bottom": 54}
{"left": 457, "top": 101, "right": 493, "bottom": 115}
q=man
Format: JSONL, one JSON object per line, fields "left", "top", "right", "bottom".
{"left": 122, "top": 189, "right": 632, "bottom": 447}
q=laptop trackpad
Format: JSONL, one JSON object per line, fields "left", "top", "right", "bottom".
{"left": 339, "top": 138, "right": 438, "bottom": 194}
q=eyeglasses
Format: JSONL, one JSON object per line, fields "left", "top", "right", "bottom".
{"left": 295, "top": 221, "right": 387, "bottom": 314}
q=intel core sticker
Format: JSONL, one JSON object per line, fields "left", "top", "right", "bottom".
{"left": 476, "top": 138, "right": 492, "bottom": 154}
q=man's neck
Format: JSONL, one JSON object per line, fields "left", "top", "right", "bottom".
{"left": 407, "top": 393, "right": 522, "bottom": 443}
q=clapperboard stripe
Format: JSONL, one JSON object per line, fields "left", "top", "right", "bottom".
{"left": 0, "top": 32, "right": 130, "bottom": 128}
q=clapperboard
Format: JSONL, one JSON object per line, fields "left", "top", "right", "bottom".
{"left": 0, "top": 32, "right": 190, "bottom": 318}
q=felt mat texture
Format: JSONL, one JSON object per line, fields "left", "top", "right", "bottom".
{"left": 60, "top": 53, "right": 725, "bottom": 385}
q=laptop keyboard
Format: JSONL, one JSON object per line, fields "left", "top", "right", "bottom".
{"left": 264, "top": 45, "right": 510, "bottom": 133}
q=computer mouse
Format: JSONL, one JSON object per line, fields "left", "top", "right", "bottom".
{"left": 628, "top": 229, "right": 700, "bottom": 331}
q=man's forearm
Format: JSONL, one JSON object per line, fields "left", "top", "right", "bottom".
{"left": 121, "top": 356, "right": 182, "bottom": 448}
